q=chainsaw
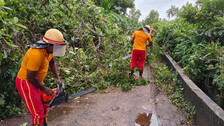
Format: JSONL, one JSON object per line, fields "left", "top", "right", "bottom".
{"left": 41, "top": 82, "right": 96, "bottom": 110}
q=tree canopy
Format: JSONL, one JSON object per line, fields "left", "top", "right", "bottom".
{"left": 142, "top": 10, "right": 160, "bottom": 26}
{"left": 94, "top": 0, "right": 134, "bottom": 14}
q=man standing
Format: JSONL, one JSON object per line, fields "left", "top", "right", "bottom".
{"left": 130, "top": 25, "right": 157, "bottom": 79}
{"left": 15, "top": 29, "right": 66, "bottom": 126}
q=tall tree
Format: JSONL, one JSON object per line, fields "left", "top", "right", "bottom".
{"left": 178, "top": 2, "right": 197, "bottom": 23}
{"left": 127, "top": 7, "right": 141, "bottom": 28}
{"left": 94, "top": 0, "right": 134, "bottom": 14}
{"left": 166, "top": 5, "right": 179, "bottom": 19}
{"left": 100, "top": 0, "right": 115, "bottom": 12}
{"left": 143, "top": 10, "right": 160, "bottom": 25}
{"left": 113, "top": 0, "right": 134, "bottom": 14}
{"left": 127, "top": 8, "right": 141, "bottom": 23}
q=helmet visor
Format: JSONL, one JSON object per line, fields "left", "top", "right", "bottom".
{"left": 53, "top": 44, "right": 66, "bottom": 57}
{"left": 143, "top": 27, "right": 149, "bottom": 35}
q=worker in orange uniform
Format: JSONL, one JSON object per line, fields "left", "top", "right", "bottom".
{"left": 130, "top": 25, "right": 157, "bottom": 79}
{"left": 15, "top": 29, "right": 66, "bottom": 126}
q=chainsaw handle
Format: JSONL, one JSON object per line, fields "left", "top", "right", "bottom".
{"left": 61, "top": 82, "right": 65, "bottom": 89}
{"left": 56, "top": 84, "right": 60, "bottom": 94}
{"left": 56, "top": 82, "right": 65, "bottom": 94}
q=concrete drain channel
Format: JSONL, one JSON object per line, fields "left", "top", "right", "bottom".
{"left": 162, "top": 54, "right": 224, "bottom": 126}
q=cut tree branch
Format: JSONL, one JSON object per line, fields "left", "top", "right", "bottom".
{"left": 63, "top": 2, "right": 102, "bottom": 37}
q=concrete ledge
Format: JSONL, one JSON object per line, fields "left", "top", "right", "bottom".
{"left": 161, "top": 54, "right": 224, "bottom": 126}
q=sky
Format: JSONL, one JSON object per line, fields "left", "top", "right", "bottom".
{"left": 134, "top": 0, "right": 196, "bottom": 21}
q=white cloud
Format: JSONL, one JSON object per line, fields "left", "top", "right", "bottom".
{"left": 134, "top": 0, "right": 196, "bottom": 21}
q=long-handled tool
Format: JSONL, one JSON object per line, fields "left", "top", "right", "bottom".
{"left": 122, "top": 54, "right": 131, "bottom": 60}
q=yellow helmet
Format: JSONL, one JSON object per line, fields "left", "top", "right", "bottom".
{"left": 43, "top": 29, "right": 66, "bottom": 45}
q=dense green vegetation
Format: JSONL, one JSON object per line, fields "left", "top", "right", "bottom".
{"left": 153, "top": 0, "right": 224, "bottom": 108}
{"left": 0, "top": 0, "right": 223, "bottom": 124}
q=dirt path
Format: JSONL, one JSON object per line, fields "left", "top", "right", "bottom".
{"left": 0, "top": 65, "right": 185, "bottom": 126}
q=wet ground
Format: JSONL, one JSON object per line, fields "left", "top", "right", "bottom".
{"left": 0, "top": 65, "right": 185, "bottom": 126}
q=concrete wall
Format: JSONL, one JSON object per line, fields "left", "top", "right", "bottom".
{"left": 161, "top": 55, "right": 224, "bottom": 126}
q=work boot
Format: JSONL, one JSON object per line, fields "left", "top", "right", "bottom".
{"left": 139, "top": 76, "right": 143, "bottom": 79}
{"left": 129, "top": 70, "right": 134, "bottom": 78}
{"left": 139, "top": 70, "right": 143, "bottom": 79}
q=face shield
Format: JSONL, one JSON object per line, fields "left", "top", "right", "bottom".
{"left": 53, "top": 44, "right": 66, "bottom": 57}
{"left": 143, "top": 27, "right": 149, "bottom": 35}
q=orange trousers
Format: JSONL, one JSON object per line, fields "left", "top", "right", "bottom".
{"left": 15, "top": 77, "right": 47, "bottom": 125}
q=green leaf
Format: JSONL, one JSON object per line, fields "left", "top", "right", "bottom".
{"left": 182, "top": 27, "right": 185, "bottom": 31}
{"left": 63, "top": 68, "right": 71, "bottom": 75}
{"left": 13, "top": 17, "right": 18, "bottom": 23}
{"left": 15, "top": 23, "right": 27, "bottom": 29}
{"left": 102, "top": 0, "right": 109, "bottom": 10}
{"left": 0, "top": 0, "right": 5, "bottom": 6}
{"left": 0, "top": 33, "right": 11, "bottom": 37}
{"left": 217, "top": 17, "right": 224, "bottom": 23}
{"left": 108, "top": 0, "right": 115, "bottom": 9}
{"left": 0, "top": 97, "right": 5, "bottom": 106}
{"left": 5, "top": 40, "right": 18, "bottom": 48}
{"left": 1, "top": 6, "right": 11, "bottom": 10}
{"left": 218, "top": 30, "right": 224, "bottom": 36}
{"left": 3, "top": 50, "right": 7, "bottom": 58}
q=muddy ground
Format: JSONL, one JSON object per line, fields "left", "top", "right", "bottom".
{"left": 0, "top": 65, "right": 186, "bottom": 126}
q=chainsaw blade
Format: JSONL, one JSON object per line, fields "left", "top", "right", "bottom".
{"left": 68, "top": 87, "right": 96, "bottom": 100}
{"left": 49, "top": 87, "right": 96, "bottom": 109}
